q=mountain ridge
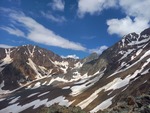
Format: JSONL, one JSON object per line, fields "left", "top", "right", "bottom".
{"left": 0, "top": 28, "right": 150, "bottom": 113}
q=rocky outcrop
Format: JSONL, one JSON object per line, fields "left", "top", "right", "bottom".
{"left": 100, "top": 91, "right": 150, "bottom": 113}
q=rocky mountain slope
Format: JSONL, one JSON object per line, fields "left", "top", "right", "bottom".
{"left": 0, "top": 28, "right": 150, "bottom": 113}
{"left": 0, "top": 45, "right": 81, "bottom": 90}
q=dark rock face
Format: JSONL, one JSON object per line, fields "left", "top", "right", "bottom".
{"left": 82, "top": 52, "right": 99, "bottom": 63}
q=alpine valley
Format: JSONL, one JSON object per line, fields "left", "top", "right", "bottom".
{"left": 0, "top": 28, "right": 150, "bottom": 113}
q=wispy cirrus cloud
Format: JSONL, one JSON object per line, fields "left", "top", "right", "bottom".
{"left": 0, "top": 44, "right": 14, "bottom": 48}
{"left": 77, "top": 0, "right": 117, "bottom": 18}
{"left": 41, "top": 11, "right": 66, "bottom": 23}
{"left": 0, "top": 26, "right": 25, "bottom": 37}
{"left": 48, "top": 0, "right": 65, "bottom": 11}
{"left": 0, "top": 8, "right": 86, "bottom": 51}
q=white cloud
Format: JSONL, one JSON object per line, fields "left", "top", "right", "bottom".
{"left": 107, "top": 16, "right": 149, "bottom": 36}
{"left": 0, "top": 44, "right": 14, "bottom": 48}
{"left": 41, "top": 11, "right": 66, "bottom": 23}
{"left": 89, "top": 45, "right": 108, "bottom": 55}
{"left": 0, "top": 26, "right": 25, "bottom": 37}
{"left": 107, "top": 0, "right": 150, "bottom": 36}
{"left": 61, "top": 54, "right": 79, "bottom": 59}
{"left": 48, "top": 0, "right": 65, "bottom": 11}
{"left": 77, "top": 0, "right": 117, "bottom": 17}
{"left": 119, "top": 0, "right": 150, "bottom": 19}
{"left": 1, "top": 8, "right": 86, "bottom": 51}
{"left": 77, "top": 0, "right": 150, "bottom": 36}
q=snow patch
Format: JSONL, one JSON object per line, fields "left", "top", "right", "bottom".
{"left": 9, "top": 96, "right": 20, "bottom": 104}
{"left": 27, "top": 58, "right": 42, "bottom": 79}
{"left": 90, "top": 96, "right": 115, "bottom": 112}
{"left": 0, "top": 96, "right": 72, "bottom": 113}
{"left": 27, "top": 92, "right": 39, "bottom": 98}
{"left": 31, "top": 82, "right": 41, "bottom": 89}
{"left": 38, "top": 91, "right": 50, "bottom": 97}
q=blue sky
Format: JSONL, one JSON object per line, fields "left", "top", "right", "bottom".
{"left": 0, "top": 0, "right": 150, "bottom": 58}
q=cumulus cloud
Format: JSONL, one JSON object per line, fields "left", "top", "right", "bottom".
{"left": 107, "top": 17, "right": 149, "bottom": 36}
{"left": 48, "top": 0, "right": 65, "bottom": 11}
{"left": 119, "top": 0, "right": 150, "bottom": 19}
{"left": 89, "top": 45, "right": 108, "bottom": 55}
{"left": 0, "top": 26, "right": 25, "bottom": 37}
{"left": 0, "top": 44, "right": 14, "bottom": 48}
{"left": 77, "top": 0, "right": 150, "bottom": 36}
{"left": 77, "top": 0, "right": 117, "bottom": 18}
{"left": 61, "top": 54, "right": 79, "bottom": 59}
{"left": 107, "top": 0, "right": 150, "bottom": 36}
{"left": 41, "top": 11, "right": 66, "bottom": 23}
{"left": 1, "top": 8, "right": 86, "bottom": 51}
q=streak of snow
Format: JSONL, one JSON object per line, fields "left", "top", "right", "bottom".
{"left": 9, "top": 96, "right": 20, "bottom": 104}
{"left": 31, "top": 82, "right": 41, "bottom": 89}
{"left": 38, "top": 50, "right": 42, "bottom": 54}
{"left": 54, "top": 61, "right": 69, "bottom": 74}
{"left": 109, "top": 50, "right": 150, "bottom": 77}
{"left": 90, "top": 96, "right": 115, "bottom": 112}
{"left": 38, "top": 91, "right": 50, "bottom": 97}
{"left": 136, "top": 49, "right": 143, "bottom": 56}
{"left": 0, "top": 98, "right": 5, "bottom": 102}
{"left": 42, "top": 81, "right": 47, "bottom": 85}
{"left": 54, "top": 61, "right": 69, "bottom": 67}
{"left": 27, "top": 92, "right": 39, "bottom": 98}
{"left": 143, "top": 80, "right": 147, "bottom": 84}
{"left": 72, "top": 73, "right": 103, "bottom": 97}
{"left": 74, "top": 62, "right": 83, "bottom": 68}
{"left": 45, "top": 96, "right": 72, "bottom": 107}
{"left": 71, "top": 70, "right": 105, "bottom": 97}
{"left": 108, "top": 57, "right": 150, "bottom": 91}
{"left": 27, "top": 46, "right": 35, "bottom": 57}
{"left": 119, "top": 49, "right": 134, "bottom": 61}
{"left": 0, "top": 81, "right": 10, "bottom": 94}
{"left": 118, "top": 51, "right": 124, "bottom": 55}
{"left": 62, "top": 86, "right": 70, "bottom": 89}
{"left": 128, "top": 36, "right": 150, "bottom": 46}
{"left": 27, "top": 58, "right": 42, "bottom": 79}
{"left": 141, "top": 68, "right": 149, "bottom": 75}
{"left": 122, "top": 38, "right": 125, "bottom": 47}
{"left": 47, "top": 77, "right": 68, "bottom": 85}
{"left": 0, "top": 49, "right": 13, "bottom": 72}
